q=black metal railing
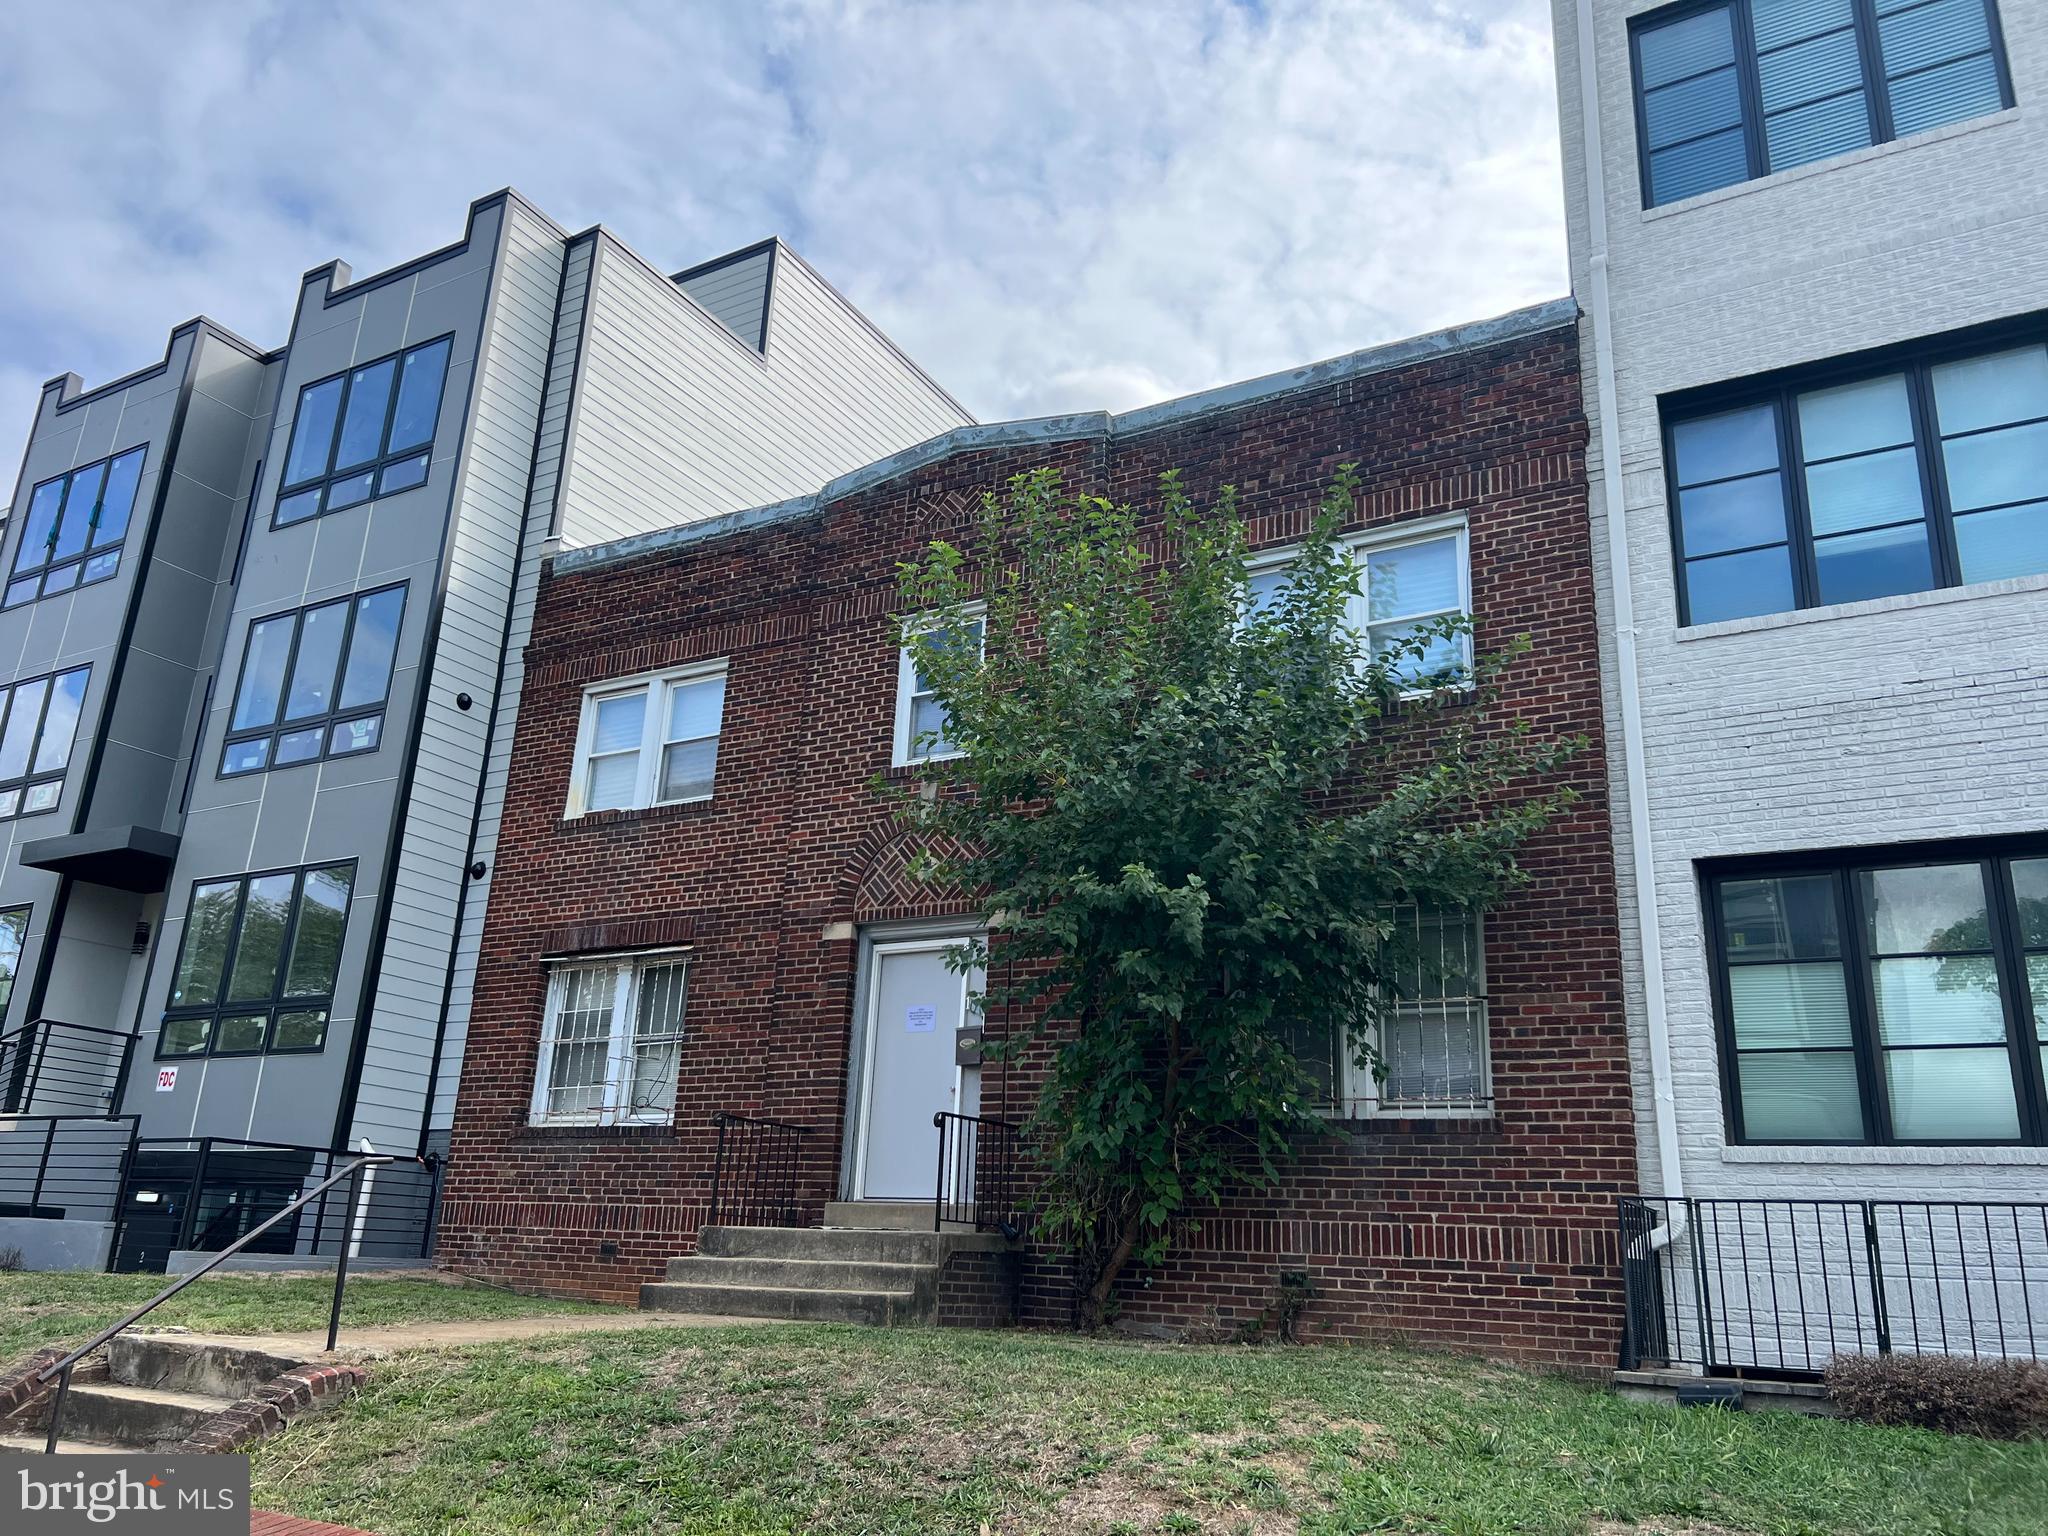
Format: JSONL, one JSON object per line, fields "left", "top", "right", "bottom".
{"left": 707, "top": 1112, "right": 810, "bottom": 1228}
{"left": 0, "top": 1019, "right": 137, "bottom": 1115}
{"left": 0, "top": 1114, "right": 139, "bottom": 1222}
{"left": 933, "top": 1111, "right": 1024, "bottom": 1236}
{"left": 37, "top": 1151, "right": 403, "bottom": 1452}
{"left": 106, "top": 1136, "right": 443, "bottom": 1273}
{"left": 1620, "top": 1196, "right": 2048, "bottom": 1378}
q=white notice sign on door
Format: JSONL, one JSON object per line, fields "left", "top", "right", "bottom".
{"left": 905, "top": 1004, "right": 937, "bottom": 1033}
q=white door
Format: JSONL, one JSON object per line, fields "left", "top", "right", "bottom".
{"left": 855, "top": 939, "right": 975, "bottom": 1200}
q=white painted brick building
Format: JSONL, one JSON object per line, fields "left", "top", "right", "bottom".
{"left": 1551, "top": 0, "right": 2048, "bottom": 1287}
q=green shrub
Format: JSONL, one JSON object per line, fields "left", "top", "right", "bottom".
{"left": 1825, "top": 1352, "right": 2048, "bottom": 1439}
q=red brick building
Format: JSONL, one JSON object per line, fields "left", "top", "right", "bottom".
{"left": 435, "top": 297, "right": 1638, "bottom": 1371}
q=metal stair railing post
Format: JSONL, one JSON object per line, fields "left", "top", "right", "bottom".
{"left": 174, "top": 1138, "right": 212, "bottom": 1254}
{"left": 932, "top": 1113, "right": 1023, "bottom": 1234}
{"left": 1617, "top": 1197, "right": 1641, "bottom": 1372}
{"left": 31, "top": 1117, "right": 57, "bottom": 1213}
{"left": 37, "top": 1151, "right": 403, "bottom": 1453}
{"left": 24, "top": 1021, "right": 48, "bottom": 1107}
{"left": 709, "top": 1114, "right": 732, "bottom": 1228}
{"left": 325, "top": 1161, "right": 369, "bottom": 1352}
{"left": 110, "top": 1030, "right": 138, "bottom": 1114}
{"left": 0, "top": 1023, "right": 26, "bottom": 1111}
{"left": 418, "top": 1153, "right": 446, "bottom": 1259}
{"left": 1863, "top": 1200, "right": 1893, "bottom": 1355}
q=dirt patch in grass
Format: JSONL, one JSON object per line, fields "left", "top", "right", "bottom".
{"left": 1017, "top": 1467, "right": 1303, "bottom": 1536}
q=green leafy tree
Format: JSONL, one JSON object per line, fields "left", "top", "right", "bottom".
{"left": 887, "top": 466, "right": 1580, "bottom": 1327}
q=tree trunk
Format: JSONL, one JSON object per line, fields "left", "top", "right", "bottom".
{"left": 1080, "top": 1211, "right": 1143, "bottom": 1330}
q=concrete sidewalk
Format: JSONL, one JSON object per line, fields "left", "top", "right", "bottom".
{"left": 144, "top": 1307, "right": 790, "bottom": 1361}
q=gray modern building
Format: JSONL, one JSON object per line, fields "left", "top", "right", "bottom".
{"left": 1554, "top": 0, "right": 2048, "bottom": 1375}
{"left": 0, "top": 189, "right": 969, "bottom": 1270}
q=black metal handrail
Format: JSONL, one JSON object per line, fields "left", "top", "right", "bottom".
{"left": 106, "top": 1134, "right": 443, "bottom": 1269}
{"left": 1620, "top": 1196, "right": 2048, "bottom": 1379}
{"left": 0, "top": 1018, "right": 138, "bottom": 1115}
{"left": 707, "top": 1112, "right": 811, "bottom": 1229}
{"left": 36, "top": 1151, "right": 405, "bottom": 1452}
{"left": 933, "top": 1111, "right": 1024, "bottom": 1236}
{"left": 0, "top": 1113, "right": 139, "bottom": 1220}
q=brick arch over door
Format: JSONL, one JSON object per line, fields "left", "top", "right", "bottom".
{"left": 840, "top": 824, "right": 977, "bottom": 926}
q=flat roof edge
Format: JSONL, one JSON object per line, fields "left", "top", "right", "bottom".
{"left": 550, "top": 296, "right": 1577, "bottom": 578}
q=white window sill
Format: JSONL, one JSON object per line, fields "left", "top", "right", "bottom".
{"left": 522, "top": 1118, "right": 675, "bottom": 1135}
{"left": 1675, "top": 570, "right": 2048, "bottom": 644}
{"left": 1640, "top": 107, "right": 2020, "bottom": 224}
{"left": 1723, "top": 1143, "right": 2048, "bottom": 1167}
{"left": 562, "top": 793, "right": 714, "bottom": 823}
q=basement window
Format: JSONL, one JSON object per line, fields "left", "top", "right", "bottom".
{"left": 529, "top": 954, "right": 689, "bottom": 1126}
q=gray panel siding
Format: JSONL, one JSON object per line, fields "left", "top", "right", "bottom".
{"left": 426, "top": 236, "right": 591, "bottom": 1137}
{"left": 676, "top": 247, "right": 772, "bottom": 348}
{"left": 343, "top": 201, "right": 562, "bottom": 1155}
{"left": 555, "top": 235, "right": 970, "bottom": 549}
{"left": 0, "top": 325, "right": 267, "bottom": 1055}
{"left": 124, "top": 202, "right": 513, "bottom": 1146}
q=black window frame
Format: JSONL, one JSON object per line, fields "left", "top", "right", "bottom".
{"left": 271, "top": 334, "right": 453, "bottom": 530}
{"left": 1662, "top": 312, "right": 2048, "bottom": 625}
{"left": 1628, "top": 0, "right": 2015, "bottom": 211}
{"left": 0, "top": 665, "right": 91, "bottom": 823}
{"left": 218, "top": 583, "right": 408, "bottom": 779}
{"left": 5, "top": 445, "right": 149, "bottom": 610}
{"left": 154, "top": 860, "right": 358, "bottom": 1061}
{"left": 0, "top": 905, "right": 29, "bottom": 1019}
{"left": 1705, "top": 835, "right": 2048, "bottom": 1149}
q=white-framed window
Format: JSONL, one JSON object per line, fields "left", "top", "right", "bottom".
{"left": 1287, "top": 910, "right": 1492, "bottom": 1119}
{"left": 529, "top": 952, "right": 690, "bottom": 1126}
{"left": 891, "top": 609, "right": 984, "bottom": 767}
{"left": 566, "top": 661, "right": 727, "bottom": 817}
{"left": 1245, "top": 515, "right": 1472, "bottom": 689}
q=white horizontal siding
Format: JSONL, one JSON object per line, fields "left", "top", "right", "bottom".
{"left": 426, "top": 234, "right": 594, "bottom": 1137}
{"left": 676, "top": 246, "right": 772, "bottom": 347}
{"left": 346, "top": 202, "right": 564, "bottom": 1154}
{"left": 555, "top": 235, "right": 968, "bottom": 549}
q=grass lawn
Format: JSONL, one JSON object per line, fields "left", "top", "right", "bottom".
{"left": 0, "top": 1270, "right": 616, "bottom": 1362}
{"left": 250, "top": 1324, "right": 2048, "bottom": 1536}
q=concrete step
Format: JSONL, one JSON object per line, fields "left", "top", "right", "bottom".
{"left": 0, "top": 1430, "right": 130, "bottom": 1455}
{"left": 700, "top": 1224, "right": 945, "bottom": 1265}
{"left": 664, "top": 1254, "right": 933, "bottom": 1291}
{"left": 823, "top": 1200, "right": 934, "bottom": 1232}
{"left": 24, "top": 1381, "right": 231, "bottom": 1447}
{"left": 640, "top": 1279, "right": 923, "bottom": 1325}
{"left": 108, "top": 1334, "right": 308, "bottom": 1398}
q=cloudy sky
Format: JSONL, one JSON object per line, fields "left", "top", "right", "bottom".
{"left": 0, "top": 1, "right": 1566, "bottom": 440}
